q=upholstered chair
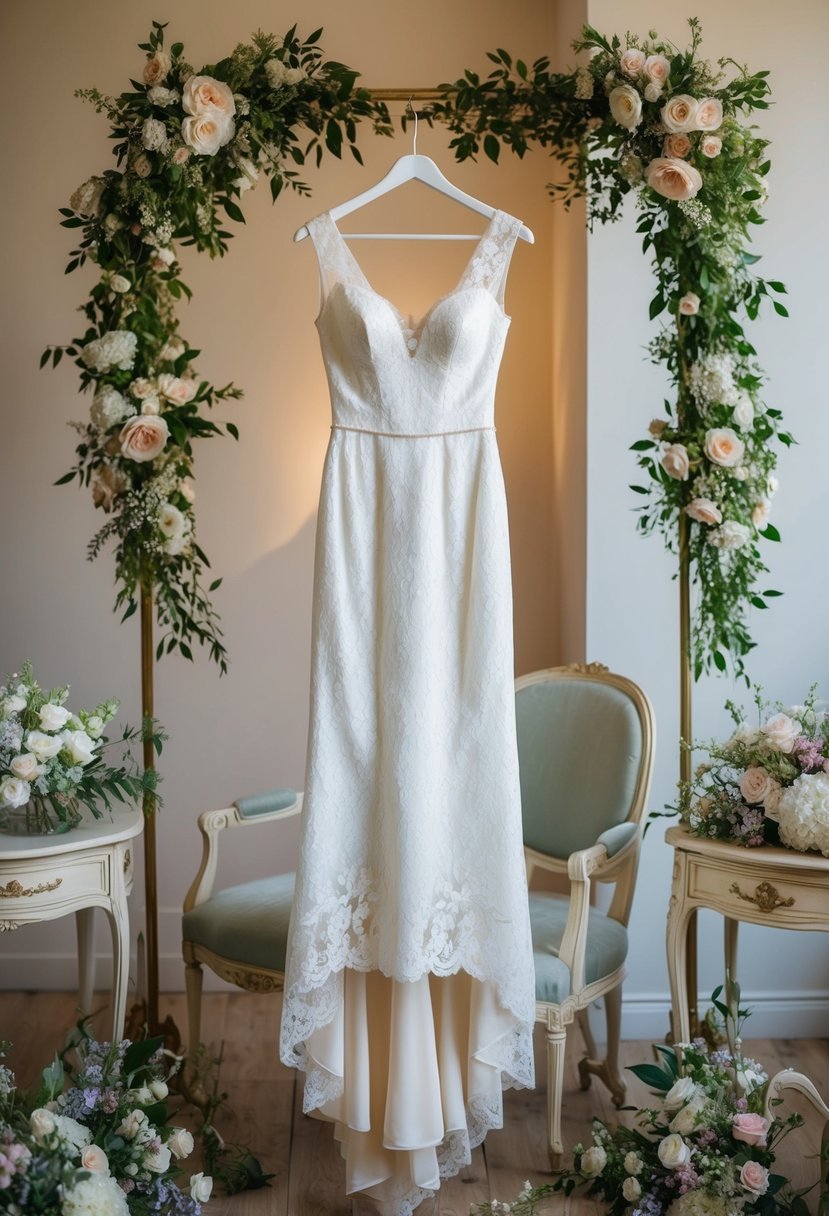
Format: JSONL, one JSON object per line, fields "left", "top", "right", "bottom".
{"left": 181, "top": 788, "right": 301, "bottom": 1067}
{"left": 515, "top": 663, "right": 655, "bottom": 1169}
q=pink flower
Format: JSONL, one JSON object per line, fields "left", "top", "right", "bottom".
{"left": 733, "top": 1113, "right": 770, "bottom": 1147}
{"left": 685, "top": 498, "right": 721, "bottom": 526}
{"left": 679, "top": 292, "right": 700, "bottom": 316}
{"left": 740, "top": 1160, "right": 770, "bottom": 1196}
{"left": 664, "top": 133, "right": 692, "bottom": 159}
{"left": 701, "top": 135, "right": 723, "bottom": 159}
{"left": 120, "top": 415, "right": 169, "bottom": 463}
{"left": 661, "top": 443, "right": 690, "bottom": 480}
{"left": 696, "top": 97, "right": 724, "bottom": 131}
{"left": 645, "top": 157, "right": 703, "bottom": 202}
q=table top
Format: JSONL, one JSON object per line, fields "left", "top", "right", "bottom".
{"left": 0, "top": 808, "right": 144, "bottom": 861}
{"left": 665, "top": 824, "right": 829, "bottom": 873}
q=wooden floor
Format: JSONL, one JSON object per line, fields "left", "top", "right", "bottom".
{"left": 2, "top": 991, "right": 828, "bottom": 1214}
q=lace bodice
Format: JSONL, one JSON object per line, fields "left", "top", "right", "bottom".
{"left": 306, "top": 209, "right": 522, "bottom": 435}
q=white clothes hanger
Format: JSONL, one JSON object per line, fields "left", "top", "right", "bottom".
{"left": 293, "top": 101, "right": 534, "bottom": 244}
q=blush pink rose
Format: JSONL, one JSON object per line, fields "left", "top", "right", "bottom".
{"left": 182, "top": 75, "right": 236, "bottom": 120}
{"left": 120, "top": 415, "right": 169, "bottom": 463}
{"left": 158, "top": 373, "right": 198, "bottom": 405}
{"left": 702, "top": 135, "right": 723, "bottom": 158}
{"left": 685, "top": 497, "right": 721, "bottom": 526}
{"left": 739, "top": 767, "right": 778, "bottom": 806}
{"left": 663, "top": 133, "right": 692, "bottom": 159}
{"left": 705, "top": 427, "right": 745, "bottom": 468}
{"left": 679, "top": 291, "right": 700, "bottom": 315}
{"left": 644, "top": 54, "right": 671, "bottom": 85}
{"left": 732, "top": 1113, "right": 770, "bottom": 1147}
{"left": 645, "top": 157, "right": 703, "bottom": 201}
{"left": 143, "top": 51, "right": 171, "bottom": 86}
{"left": 696, "top": 97, "right": 724, "bottom": 131}
{"left": 661, "top": 94, "right": 699, "bottom": 133}
{"left": 740, "top": 1160, "right": 769, "bottom": 1196}
{"left": 620, "top": 48, "right": 647, "bottom": 77}
{"left": 661, "top": 443, "right": 690, "bottom": 480}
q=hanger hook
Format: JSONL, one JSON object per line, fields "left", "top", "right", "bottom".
{"left": 407, "top": 95, "right": 418, "bottom": 156}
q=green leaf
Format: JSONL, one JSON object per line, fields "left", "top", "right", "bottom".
{"left": 40, "top": 349, "right": 51, "bottom": 368}
{"left": 120, "top": 599, "right": 138, "bottom": 623}
{"left": 630, "top": 440, "right": 654, "bottom": 451}
{"left": 123, "top": 1037, "right": 164, "bottom": 1077}
{"left": 226, "top": 422, "right": 239, "bottom": 440}
{"left": 629, "top": 485, "right": 649, "bottom": 495}
{"left": 54, "top": 471, "right": 77, "bottom": 485}
{"left": 763, "top": 589, "right": 783, "bottom": 597}
{"left": 648, "top": 294, "right": 665, "bottom": 320}
{"left": 222, "top": 197, "right": 246, "bottom": 225}
{"left": 761, "top": 523, "right": 781, "bottom": 542}
{"left": 627, "top": 1063, "right": 674, "bottom": 1092}
{"left": 772, "top": 300, "right": 789, "bottom": 317}
{"left": 766, "top": 280, "right": 787, "bottom": 293}
{"left": 209, "top": 578, "right": 223, "bottom": 592}
{"left": 750, "top": 596, "right": 768, "bottom": 609}
{"left": 483, "top": 134, "right": 500, "bottom": 164}
{"left": 179, "top": 642, "right": 193, "bottom": 662}
{"left": 713, "top": 650, "right": 727, "bottom": 672}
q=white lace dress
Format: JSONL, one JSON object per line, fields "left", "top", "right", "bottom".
{"left": 280, "top": 209, "right": 535, "bottom": 1213}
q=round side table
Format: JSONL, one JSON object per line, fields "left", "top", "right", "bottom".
{"left": 0, "top": 809, "right": 143, "bottom": 1040}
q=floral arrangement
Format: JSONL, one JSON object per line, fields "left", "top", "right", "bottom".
{"left": 0, "top": 1033, "right": 209, "bottom": 1214}
{"left": 46, "top": 22, "right": 391, "bottom": 671}
{"left": 472, "top": 988, "right": 820, "bottom": 1216}
{"left": 0, "top": 661, "right": 161, "bottom": 834}
{"left": 431, "top": 19, "right": 788, "bottom": 679}
{"left": 671, "top": 687, "right": 829, "bottom": 855}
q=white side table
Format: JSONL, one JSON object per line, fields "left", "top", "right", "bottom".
{"left": 666, "top": 824, "right": 829, "bottom": 1044}
{"left": 0, "top": 810, "right": 143, "bottom": 1040}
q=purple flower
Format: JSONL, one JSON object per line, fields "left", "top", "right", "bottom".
{"left": 632, "top": 1193, "right": 663, "bottom": 1216}
{"left": 793, "top": 736, "right": 825, "bottom": 771}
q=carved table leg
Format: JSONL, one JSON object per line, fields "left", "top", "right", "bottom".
{"left": 76, "top": 907, "right": 96, "bottom": 1018}
{"left": 666, "top": 851, "right": 693, "bottom": 1044}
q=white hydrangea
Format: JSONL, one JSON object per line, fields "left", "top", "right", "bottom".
{"left": 147, "top": 85, "right": 180, "bottom": 106}
{"left": 81, "top": 330, "right": 138, "bottom": 374}
{"left": 265, "top": 58, "right": 306, "bottom": 88}
{"left": 689, "top": 351, "right": 740, "bottom": 409}
{"left": 575, "top": 66, "right": 594, "bottom": 99}
{"left": 707, "top": 520, "right": 750, "bottom": 550}
{"left": 776, "top": 772, "right": 829, "bottom": 856}
{"left": 62, "top": 1172, "right": 129, "bottom": 1216}
{"left": 90, "top": 385, "right": 134, "bottom": 430}
{"left": 142, "top": 117, "right": 169, "bottom": 152}
{"left": 667, "top": 1194, "right": 730, "bottom": 1216}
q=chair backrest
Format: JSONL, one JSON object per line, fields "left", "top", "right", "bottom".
{"left": 515, "top": 664, "right": 654, "bottom": 861}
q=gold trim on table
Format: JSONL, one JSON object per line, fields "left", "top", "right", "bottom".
{"left": 0, "top": 877, "right": 63, "bottom": 899}
{"left": 729, "top": 880, "right": 795, "bottom": 914}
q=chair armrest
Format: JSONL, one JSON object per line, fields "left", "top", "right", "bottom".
{"left": 183, "top": 788, "right": 303, "bottom": 913}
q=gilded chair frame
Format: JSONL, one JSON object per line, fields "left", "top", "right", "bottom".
{"left": 517, "top": 662, "right": 655, "bottom": 1169}
{"left": 181, "top": 794, "right": 303, "bottom": 1066}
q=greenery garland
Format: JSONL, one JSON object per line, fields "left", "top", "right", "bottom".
{"left": 431, "top": 19, "right": 789, "bottom": 680}
{"left": 44, "top": 23, "right": 390, "bottom": 672}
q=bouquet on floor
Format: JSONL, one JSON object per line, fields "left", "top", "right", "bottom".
{"left": 674, "top": 687, "right": 829, "bottom": 855}
{"left": 0, "top": 1033, "right": 210, "bottom": 1214}
{"left": 0, "top": 661, "right": 163, "bottom": 834}
{"left": 473, "top": 987, "right": 820, "bottom": 1216}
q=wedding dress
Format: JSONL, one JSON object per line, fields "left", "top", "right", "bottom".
{"left": 280, "top": 208, "right": 535, "bottom": 1213}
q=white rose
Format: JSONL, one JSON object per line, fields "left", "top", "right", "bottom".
{"left": 645, "top": 157, "right": 703, "bottom": 201}
{"left": 732, "top": 394, "right": 754, "bottom": 430}
{"left": 130, "top": 377, "right": 157, "bottom": 400}
{"left": 3, "top": 693, "right": 27, "bottom": 714}
{"left": 661, "top": 94, "right": 699, "bottom": 133}
{"left": 109, "top": 274, "right": 131, "bottom": 294}
{"left": 739, "top": 766, "right": 779, "bottom": 805}
{"left": 158, "top": 373, "right": 197, "bottom": 404}
{"left": 85, "top": 715, "right": 105, "bottom": 739}
{"left": 190, "top": 1172, "right": 214, "bottom": 1202}
{"left": 80, "top": 1144, "right": 109, "bottom": 1174}
{"left": 731, "top": 721, "right": 760, "bottom": 746}
{"left": 701, "top": 135, "right": 723, "bottom": 158}
{"left": 696, "top": 97, "right": 724, "bottom": 131}
{"left": 153, "top": 246, "right": 176, "bottom": 267}
{"left": 181, "top": 112, "right": 235, "bottom": 156}
{"left": 182, "top": 75, "right": 236, "bottom": 119}
{"left": 141, "top": 397, "right": 161, "bottom": 416}
{"left": 144, "top": 1143, "right": 172, "bottom": 1173}
{"left": 768, "top": 474, "right": 779, "bottom": 495}
{"left": 159, "top": 503, "right": 186, "bottom": 542}
{"left": 142, "top": 118, "right": 168, "bottom": 152}
{"left": 160, "top": 336, "right": 186, "bottom": 362}
{"left": 26, "top": 730, "right": 63, "bottom": 760}
{"left": 133, "top": 152, "right": 153, "bottom": 178}
{"left": 678, "top": 291, "right": 700, "bottom": 315}
{"left": 117, "top": 1110, "right": 147, "bottom": 1139}
{"left": 705, "top": 427, "right": 744, "bottom": 468}
{"left": 657, "top": 1132, "right": 691, "bottom": 1168}
{"left": 670, "top": 1094, "right": 706, "bottom": 1135}
{"left": 708, "top": 520, "right": 751, "bottom": 550}
{"left": 149, "top": 1080, "right": 169, "bottom": 1100}
{"left": 609, "top": 84, "right": 642, "bottom": 130}
{"left": 620, "top": 48, "right": 646, "bottom": 77}
{"left": 143, "top": 50, "right": 171, "bottom": 86}
{"left": 168, "top": 1127, "right": 195, "bottom": 1159}
{"left": 38, "top": 702, "right": 72, "bottom": 732}
{"left": 624, "top": 1151, "right": 643, "bottom": 1175}
{"left": 580, "top": 1145, "right": 607, "bottom": 1177}
{"left": 685, "top": 498, "right": 722, "bottom": 526}
{"left": 60, "top": 729, "right": 96, "bottom": 767}
{"left": 1, "top": 777, "right": 32, "bottom": 808}
{"left": 761, "top": 712, "right": 800, "bottom": 753}
{"left": 623, "top": 1177, "right": 642, "bottom": 1202}
{"left": 234, "top": 157, "right": 259, "bottom": 192}
{"left": 663, "top": 1076, "right": 698, "bottom": 1110}
{"left": 644, "top": 54, "right": 671, "bottom": 85}
{"left": 661, "top": 443, "right": 690, "bottom": 481}
{"left": 752, "top": 500, "right": 771, "bottom": 528}
{"left": 134, "top": 1086, "right": 153, "bottom": 1105}
{"left": 120, "top": 415, "right": 169, "bottom": 463}
{"left": 644, "top": 81, "right": 663, "bottom": 102}
{"left": 30, "top": 1108, "right": 57, "bottom": 1141}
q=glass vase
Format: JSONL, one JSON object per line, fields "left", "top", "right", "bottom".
{"left": 0, "top": 795, "right": 83, "bottom": 835}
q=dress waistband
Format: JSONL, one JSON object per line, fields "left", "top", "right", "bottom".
{"left": 332, "top": 424, "right": 494, "bottom": 440}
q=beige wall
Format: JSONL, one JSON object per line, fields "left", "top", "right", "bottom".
{"left": 0, "top": 0, "right": 571, "bottom": 989}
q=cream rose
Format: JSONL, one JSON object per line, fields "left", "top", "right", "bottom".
{"left": 661, "top": 443, "right": 690, "bottom": 480}
{"left": 761, "top": 712, "right": 800, "bottom": 753}
{"left": 732, "top": 1112, "right": 770, "bottom": 1147}
{"left": 61, "top": 729, "right": 96, "bottom": 767}
{"left": 623, "top": 1177, "right": 642, "bottom": 1203}
{"left": 661, "top": 94, "right": 699, "bottom": 133}
{"left": 190, "top": 1173, "right": 213, "bottom": 1202}
{"left": 663, "top": 1076, "right": 698, "bottom": 1110}
{"left": 133, "top": 153, "right": 152, "bottom": 179}
{"left": 141, "top": 397, "right": 161, "bottom": 416}
{"left": 158, "top": 373, "right": 197, "bottom": 405}
{"left": 117, "top": 1110, "right": 147, "bottom": 1139}
{"left": 3, "top": 692, "right": 27, "bottom": 714}
{"left": 143, "top": 50, "right": 171, "bottom": 86}
{"left": 740, "top": 1161, "right": 770, "bottom": 1196}
{"left": 752, "top": 500, "right": 771, "bottom": 528}
{"left": 38, "top": 702, "right": 72, "bottom": 732}
{"left": 120, "top": 415, "right": 169, "bottom": 463}
{"left": 657, "top": 1133, "right": 691, "bottom": 1169}
{"left": 696, "top": 97, "right": 724, "bottom": 131}
{"left": 144, "top": 1143, "right": 172, "bottom": 1173}
{"left": 172, "top": 146, "right": 190, "bottom": 166}
{"left": 664, "top": 133, "right": 692, "bottom": 159}
{"left": 620, "top": 48, "right": 646, "bottom": 77}
{"left": 739, "top": 766, "right": 778, "bottom": 805}
{"left": 705, "top": 427, "right": 744, "bottom": 467}
{"left": 580, "top": 1145, "right": 607, "bottom": 1177}
{"left": 644, "top": 82, "right": 663, "bottom": 102}
{"left": 701, "top": 135, "right": 723, "bottom": 158}
{"left": 645, "top": 157, "right": 703, "bottom": 201}
{"left": 167, "top": 1127, "right": 195, "bottom": 1159}
{"left": 30, "top": 1108, "right": 57, "bottom": 1142}
{"left": 670, "top": 1095, "right": 706, "bottom": 1135}
{"left": 182, "top": 74, "right": 236, "bottom": 120}
{"left": 624, "top": 1152, "right": 643, "bottom": 1176}
{"left": 609, "top": 84, "right": 643, "bottom": 130}
{"left": 732, "top": 394, "right": 754, "bottom": 430}
{"left": 10, "top": 753, "right": 40, "bottom": 782}
{"left": 109, "top": 274, "right": 131, "bottom": 294}
{"left": 678, "top": 291, "right": 700, "bottom": 315}
{"left": 130, "top": 378, "right": 156, "bottom": 400}
{"left": 26, "top": 730, "right": 63, "bottom": 760}
{"left": 80, "top": 1145, "right": 109, "bottom": 1174}
{"left": 181, "top": 112, "right": 235, "bottom": 156}
{"left": 149, "top": 1080, "right": 169, "bottom": 1100}
{"left": 0, "top": 777, "right": 30, "bottom": 808}
{"left": 644, "top": 53, "right": 671, "bottom": 85}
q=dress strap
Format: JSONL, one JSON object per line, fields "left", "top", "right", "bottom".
{"left": 305, "top": 212, "right": 371, "bottom": 305}
{"left": 459, "top": 211, "right": 523, "bottom": 307}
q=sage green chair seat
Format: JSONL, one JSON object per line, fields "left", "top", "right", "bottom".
{"left": 516, "top": 665, "right": 654, "bottom": 1170}
{"left": 181, "top": 788, "right": 302, "bottom": 1066}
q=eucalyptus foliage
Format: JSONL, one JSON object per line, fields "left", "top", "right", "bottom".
{"left": 432, "top": 20, "right": 789, "bottom": 679}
